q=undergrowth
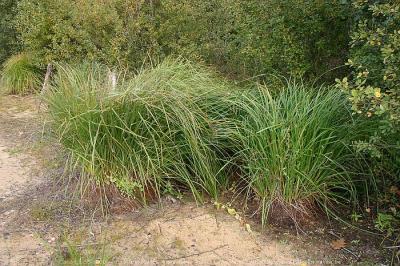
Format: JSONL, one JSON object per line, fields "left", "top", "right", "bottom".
{"left": 0, "top": 53, "right": 41, "bottom": 95}
{"left": 46, "top": 60, "right": 235, "bottom": 204}
{"left": 228, "top": 83, "right": 369, "bottom": 225}
{"left": 46, "top": 59, "right": 372, "bottom": 226}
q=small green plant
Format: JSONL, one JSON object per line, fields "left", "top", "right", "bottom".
{"left": 0, "top": 53, "right": 41, "bottom": 94}
{"left": 53, "top": 237, "right": 111, "bottom": 266}
{"left": 375, "top": 212, "right": 397, "bottom": 237}
{"left": 30, "top": 205, "right": 53, "bottom": 221}
{"left": 351, "top": 212, "right": 362, "bottom": 222}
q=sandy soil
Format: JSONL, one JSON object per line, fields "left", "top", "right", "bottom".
{"left": 0, "top": 95, "right": 391, "bottom": 265}
{"left": 93, "top": 204, "right": 302, "bottom": 265}
{"left": 0, "top": 96, "right": 49, "bottom": 265}
{"left": 0, "top": 138, "right": 39, "bottom": 201}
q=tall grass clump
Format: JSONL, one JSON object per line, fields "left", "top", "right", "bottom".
{"left": 45, "top": 60, "right": 235, "bottom": 204}
{"left": 0, "top": 53, "right": 41, "bottom": 95}
{"left": 231, "top": 83, "right": 366, "bottom": 225}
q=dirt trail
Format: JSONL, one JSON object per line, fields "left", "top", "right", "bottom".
{"left": 104, "top": 205, "right": 302, "bottom": 265}
{"left": 0, "top": 138, "right": 38, "bottom": 201}
{"left": 0, "top": 137, "right": 49, "bottom": 265}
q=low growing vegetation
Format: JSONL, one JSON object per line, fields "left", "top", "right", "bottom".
{"left": 46, "top": 60, "right": 235, "bottom": 203}
{"left": 0, "top": 53, "right": 41, "bottom": 95}
{"left": 45, "top": 60, "right": 376, "bottom": 228}
{"left": 230, "top": 84, "right": 367, "bottom": 225}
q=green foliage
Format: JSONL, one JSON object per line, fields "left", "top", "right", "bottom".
{"left": 159, "top": 0, "right": 350, "bottom": 80}
{"left": 0, "top": 53, "right": 42, "bottom": 95}
{"left": 0, "top": 0, "right": 19, "bottom": 64}
{"left": 230, "top": 83, "right": 366, "bottom": 225}
{"left": 53, "top": 235, "right": 111, "bottom": 266}
{"left": 15, "top": 0, "right": 350, "bottom": 81}
{"left": 336, "top": 1, "right": 400, "bottom": 142}
{"left": 46, "top": 60, "right": 374, "bottom": 227}
{"left": 45, "top": 59, "right": 234, "bottom": 203}
{"left": 336, "top": 0, "right": 400, "bottom": 204}
{"left": 15, "top": 0, "right": 130, "bottom": 67}
{"left": 375, "top": 212, "right": 399, "bottom": 237}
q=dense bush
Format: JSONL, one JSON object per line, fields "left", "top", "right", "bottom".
{"left": 229, "top": 83, "right": 368, "bottom": 225}
{"left": 0, "top": 53, "right": 42, "bottom": 95}
{"left": 15, "top": 0, "right": 350, "bottom": 81}
{"left": 46, "top": 60, "right": 372, "bottom": 227}
{"left": 15, "top": 0, "right": 128, "bottom": 67}
{"left": 159, "top": 0, "right": 350, "bottom": 80}
{"left": 336, "top": 0, "right": 400, "bottom": 199}
{"left": 0, "top": 0, "right": 19, "bottom": 64}
{"left": 45, "top": 60, "right": 235, "bottom": 203}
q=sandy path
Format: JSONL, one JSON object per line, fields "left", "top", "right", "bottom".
{"left": 0, "top": 96, "right": 51, "bottom": 265}
{"left": 104, "top": 204, "right": 303, "bottom": 265}
{"left": 0, "top": 138, "right": 34, "bottom": 201}
{"left": 0, "top": 135, "right": 49, "bottom": 266}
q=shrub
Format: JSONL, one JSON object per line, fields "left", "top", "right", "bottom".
{"left": 15, "top": 0, "right": 350, "bottom": 82}
{"left": 45, "top": 59, "right": 235, "bottom": 203}
{"left": 159, "top": 0, "right": 350, "bottom": 81}
{"left": 336, "top": 0, "right": 400, "bottom": 210}
{"left": 15, "top": 0, "right": 129, "bottom": 67}
{"left": 0, "top": 0, "right": 19, "bottom": 64}
{"left": 46, "top": 59, "right": 376, "bottom": 227}
{"left": 230, "top": 83, "right": 366, "bottom": 225}
{"left": 0, "top": 53, "right": 42, "bottom": 95}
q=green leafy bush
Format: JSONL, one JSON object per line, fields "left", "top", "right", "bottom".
{"left": 15, "top": 0, "right": 131, "bottom": 67}
{"left": 159, "top": 0, "right": 350, "bottom": 80}
{"left": 15, "top": 0, "right": 350, "bottom": 81}
{"left": 0, "top": 0, "right": 19, "bottom": 64}
{"left": 336, "top": 0, "right": 400, "bottom": 199}
{"left": 45, "top": 59, "right": 234, "bottom": 203}
{"left": 1, "top": 53, "right": 42, "bottom": 95}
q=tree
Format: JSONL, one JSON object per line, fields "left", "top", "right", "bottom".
{"left": 0, "top": 0, "right": 19, "bottom": 64}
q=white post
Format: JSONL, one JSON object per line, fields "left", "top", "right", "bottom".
{"left": 108, "top": 69, "right": 117, "bottom": 92}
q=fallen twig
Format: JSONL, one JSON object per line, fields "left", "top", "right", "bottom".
{"left": 162, "top": 244, "right": 228, "bottom": 261}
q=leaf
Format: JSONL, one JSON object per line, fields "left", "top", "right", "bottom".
{"left": 390, "top": 186, "right": 400, "bottom": 196}
{"left": 227, "top": 208, "right": 236, "bottom": 216}
{"left": 213, "top": 201, "right": 221, "bottom": 210}
{"left": 245, "top": 223, "right": 252, "bottom": 233}
{"left": 331, "top": 238, "right": 346, "bottom": 250}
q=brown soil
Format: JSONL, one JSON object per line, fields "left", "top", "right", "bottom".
{"left": 0, "top": 95, "right": 392, "bottom": 265}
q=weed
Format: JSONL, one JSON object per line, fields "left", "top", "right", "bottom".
{"left": 53, "top": 236, "right": 111, "bottom": 266}
{"left": 46, "top": 60, "right": 373, "bottom": 227}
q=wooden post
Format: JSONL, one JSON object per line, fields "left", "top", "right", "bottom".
{"left": 38, "top": 63, "right": 53, "bottom": 111}
{"left": 41, "top": 63, "right": 53, "bottom": 95}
